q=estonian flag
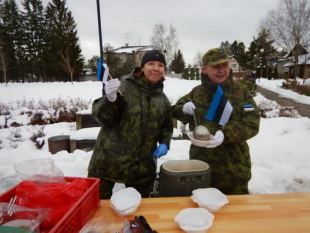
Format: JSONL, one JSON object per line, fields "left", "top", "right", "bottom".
{"left": 97, "top": 58, "right": 109, "bottom": 83}
{"left": 205, "top": 85, "right": 233, "bottom": 126}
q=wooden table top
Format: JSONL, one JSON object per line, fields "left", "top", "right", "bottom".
{"left": 93, "top": 192, "right": 310, "bottom": 233}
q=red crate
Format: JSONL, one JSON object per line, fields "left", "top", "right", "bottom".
{"left": 0, "top": 177, "right": 100, "bottom": 233}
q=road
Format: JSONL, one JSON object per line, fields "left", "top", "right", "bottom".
{"left": 257, "top": 86, "right": 310, "bottom": 118}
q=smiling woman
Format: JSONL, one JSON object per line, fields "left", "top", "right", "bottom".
{"left": 141, "top": 50, "right": 167, "bottom": 84}
{"left": 88, "top": 50, "right": 174, "bottom": 199}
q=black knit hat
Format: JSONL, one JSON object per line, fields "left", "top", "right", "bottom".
{"left": 141, "top": 50, "right": 166, "bottom": 67}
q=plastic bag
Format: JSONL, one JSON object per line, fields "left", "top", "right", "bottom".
{"left": 0, "top": 175, "right": 22, "bottom": 195}
{"left": 14, "top": 158, "right": 65, "bottom": 183}
{"left": 79, "top": 216, "right": 131, "bottom": 233}
{"left": 0, "top": 202, "right": 49, "bottom": 233}
{"left": 15, "top": 179, "right": 89, "bottom": 232}
{"left": 80, "top": 215, "right": 158, "bottom": 233}
{"left": 129, "top": 216, "right": 157, "bottom": 233}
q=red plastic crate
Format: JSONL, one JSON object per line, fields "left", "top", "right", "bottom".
{"left": 0, "top": 177, "right": 100, "bottom": 233}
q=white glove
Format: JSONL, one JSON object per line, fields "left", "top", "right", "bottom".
{"left": 104, "top": 79, "right": 121, "bottom": 102}
{"left": 112, "top": 182, "right": 126, "bottom": 194}
{"left": 206, "top": 130, "right": 224, "bottom": 148}
{"left": 182, "top": 101, "right": 196, "bottom": 115}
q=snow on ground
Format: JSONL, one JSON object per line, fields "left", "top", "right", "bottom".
{"left": 256, "top": 78, "right": 310, "bottom": 105}
{"left": 0, "top": 77, "right": 310, "bottom": 195}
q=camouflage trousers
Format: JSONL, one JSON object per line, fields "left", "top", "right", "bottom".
{"left": 88, "top": 171, "right": 154, "bottom": 199}
{"left": 190, "top": 148, "right": 251, "bottom": 195}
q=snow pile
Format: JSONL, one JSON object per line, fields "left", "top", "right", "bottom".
{"left": 254, "top": 93, "right": 301, "bottom": 118}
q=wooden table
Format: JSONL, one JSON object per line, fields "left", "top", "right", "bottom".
{"left": 93, "top": 192, "right": 310, "bottom": 233}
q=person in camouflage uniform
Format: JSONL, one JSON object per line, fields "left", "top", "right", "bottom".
{"left": 88, "top": 50, "right": 173, "bottom": 199}
{"left": 172, "top": 48, "right": 260, "bottom": 194}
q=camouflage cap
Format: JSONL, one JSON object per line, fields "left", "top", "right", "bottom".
{"left": 202, "top": 48, "right": 229, "bottom": 66}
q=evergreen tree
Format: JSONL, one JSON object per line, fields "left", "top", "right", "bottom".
{"left": 44, "top": 0, "right": 84, "bottom": 82}
{"left": 246, "top": 29, "right": 276, "bottom": 78}
{"left": 246, "top": 39, "right": 258, "bottom": 71}
{"left": 231, "top": 40, "right": 247, "bottom": 69}
{"left": 193, "top": 64, "right": 200, "bottom": 80}
{"left": 219, "top": 41, "right": 232, "bottom": 55}
{"left": 86, "top": 55, "right": 99, "bottom": 73}
{"left": 21, "top": 0, "right": 46, "bottom": 81}
{"left": 0, "top": 0, "right": 23, "bottom": 82}
{"left": 170, "top": 49, "right": 185, "bottom": 74}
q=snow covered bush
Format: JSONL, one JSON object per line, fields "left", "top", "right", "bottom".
{"left": 281, "top": 79, "right": 310, "bottom": 96}
{"left": 0, "top": 97, "right": 91, "bottom": 128}
{"left": 254, "top": 93, "right": 300, "bottom": 118}
{"left": 0, "top": 103, "right": 10, "bottom": 115}
{"left": 30, "top": 126, "right": 45, "bottom": 149}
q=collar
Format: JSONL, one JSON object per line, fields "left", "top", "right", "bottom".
{"left": 200, "top": 70, "right": 234, "bottom": 94}
{"left": 127, "top": 75, "right": 164, "bottom": 94}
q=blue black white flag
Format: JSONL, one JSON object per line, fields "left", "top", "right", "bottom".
{"left": 205, "top": 85, "right": 233, "bottom": 126}
{"left": 97, "top": 58, "right": 109, "bottom": 83}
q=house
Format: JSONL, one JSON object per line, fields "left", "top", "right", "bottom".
{"left": 111, "top": 44, "right": 163, "bottom": 68}
{"left": 283, "top": 53, "right": 310, "bottom": 79}
{"left": 276, "top": 44, "right": 309, "bottom": 79}
{"left": 229, "top": 57, "right": 244, "bottom": 79}
{"left": 229, "top": 57, "right": 241, "bottom": 73}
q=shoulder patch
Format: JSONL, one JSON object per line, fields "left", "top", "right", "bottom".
{"left": 243, "top": 103, "right": 255, "bottom": 112}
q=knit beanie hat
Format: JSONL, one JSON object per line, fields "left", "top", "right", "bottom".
{"left": 141, "top": 50, "right": 166, "bottom": 67}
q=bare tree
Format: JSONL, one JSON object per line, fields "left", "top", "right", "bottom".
{"left": 262, "top": 0, "right": 310, "bottom": 78}
{"left": 193, "top": 52, "right": 203, "bottom": 67}
{"left": 60, "top": 48, "right": 75, "bottom": 84}
{"left": 151, "top": 24, "right": 166, "bottom": 49}
{"left": 150, "top": 23, "right": 179, "bottom": 65}
{"left": 165, "top": 25, "right": 178, "bottom": 65}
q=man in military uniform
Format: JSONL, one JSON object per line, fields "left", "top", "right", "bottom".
{"left": 172, "top": 48, "right": 260, "bottom": 194}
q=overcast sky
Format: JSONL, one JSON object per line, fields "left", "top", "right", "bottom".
{"left": 20, "top": 0, "right": 280, "bottom": 64}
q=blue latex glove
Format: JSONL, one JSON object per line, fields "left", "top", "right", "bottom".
{"left": 153, "top": 144, "right": 168, "bottom": 158}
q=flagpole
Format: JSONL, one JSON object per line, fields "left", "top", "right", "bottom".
{"left": 96, "top": 0, "right": 103, "bottom": 60}
{"left": 95, "top": 0, "right": 117, "bottom": 84}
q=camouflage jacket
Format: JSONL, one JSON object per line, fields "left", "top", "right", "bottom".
{"left": 172, "top": 72, "right": 260, "bottom": 193}
{"left": 88, "top": 75, "right": 173, "bottom": 185}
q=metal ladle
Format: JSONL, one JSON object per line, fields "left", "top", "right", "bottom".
{"left": 193, "top": 108, "right": 198, "bottom": 127}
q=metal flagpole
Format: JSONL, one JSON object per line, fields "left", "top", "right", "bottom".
{"left": 96, "top": 0, "right": 103, "bottom": 60}
{"left": 96, "top": 0, "right": 104, "bottom": 81}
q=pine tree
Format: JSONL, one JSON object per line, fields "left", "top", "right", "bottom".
{"left": 246, "top": 29, "right": 276, "bottom": 78}
{"left": 44, "top": 0, "right": 84, "bottom": 82}
{"left": 21, "top": 0, "right": 46, "bottom": 81}
{"left": 246, "top": 40, "right": 258, "bottom": 71}
{"left": 86, "top": 55, "right": 99, "bottom": 73}
{"left": 171, "top": 49, "right": 185, "bottom": 74}
{"left": 219, "top": 41, "right": 232, "bottom": 55}
{"left": 0, "top": 0, "right": 23, "bottom": 82}
{"left": 231, "top": 40, "right": 247, "bottom": 69}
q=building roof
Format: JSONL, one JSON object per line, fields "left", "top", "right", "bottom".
{"left": 112, "top": 45, "right": 162, "bottom": 54}
{"left": 283, "top": 54, "right": 310, "bottom": 67}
